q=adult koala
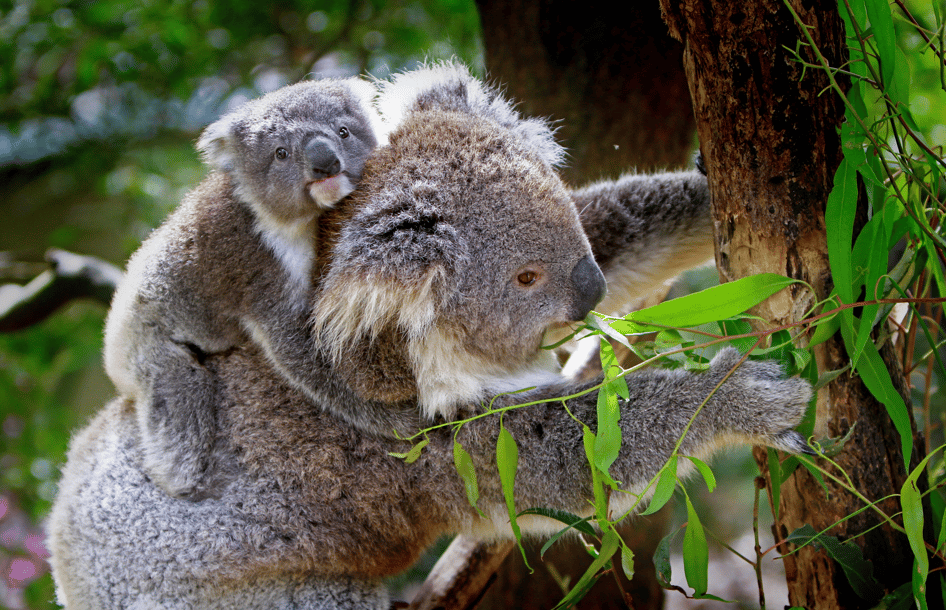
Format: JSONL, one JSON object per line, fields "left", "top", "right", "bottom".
{"left": 48, "top": 63, "right": 810, "bottom": 609}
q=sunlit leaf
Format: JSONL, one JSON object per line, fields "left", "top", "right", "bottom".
{"left": 624, "top": 273, "right": 798, "bottom": 329}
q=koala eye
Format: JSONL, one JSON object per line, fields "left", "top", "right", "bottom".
{"left": 338, "top": 126, "right": 350, "bottom": 139}
{"left": 517, "top": 270, "right": 539, "bottom": 286}
{"left": 275, "top": 147, "right": 289, "bottom": 160}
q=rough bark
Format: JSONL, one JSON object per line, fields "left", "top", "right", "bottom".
{"left": 659, "top": 0, "right": 926, "bottom": 607}
{"left": 467, "top": 2, "right": 698, "bottom": 608}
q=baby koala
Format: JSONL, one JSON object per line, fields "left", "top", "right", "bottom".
{"left": 103, "top": 77, "right": 382, "bottom": 500}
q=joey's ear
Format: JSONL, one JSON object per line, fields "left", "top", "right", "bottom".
{"left": 196, "top": 114, "right": 239, "bottom": 172}
{"left": 313, "top": 182, "right": 466, "bottom": 359}
{"left": 339, "top": 77, "right": 387, "bottom": 146}
{"left": 378, "top": 61, "right": 564, "bottom": 168}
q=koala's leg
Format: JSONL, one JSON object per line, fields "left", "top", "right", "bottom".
{"left": 573, "top": 169, "right": 715, "bottom": 314}
{"left": 136, "top": 335, "right": 229, "bottom": 500}
{"left": 459, "top": 348, "right": 811, "bottom": 531}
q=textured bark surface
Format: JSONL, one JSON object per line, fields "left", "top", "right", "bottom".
{"left": 659, "top": 0, "right": 924, "bottom": 607}
{"left": 469, "top": 2, "right": 697, "bottom": 608}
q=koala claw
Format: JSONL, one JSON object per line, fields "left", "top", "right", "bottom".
{"left": 768, "top": 429, "right": 812, "bottom": 455}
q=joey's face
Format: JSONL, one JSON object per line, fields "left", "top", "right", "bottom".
{"left": 198, "top": 79, "right": 380, "bottom": 222}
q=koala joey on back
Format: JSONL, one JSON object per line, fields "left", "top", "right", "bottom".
{"left": 50, "top": 63, "right": 812, "bottom": 609}
{"left": 103, "top": 76, "right": 383, "bottom": 500}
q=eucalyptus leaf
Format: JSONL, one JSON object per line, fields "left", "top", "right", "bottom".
{"left": 641, "top": 456, "right": 678, "bottom": 516}
{"left": 621, "top": 545, "right": 635, "bottom": 580}
{"left": 453, "top": 440, "right": 483, "bottom": 516}
{"left": 519, "top": 508, "right": 597, "bottom": 537}
{"left": 625, "top": 273, "right": 798, "bottom": 329}
{"left": 686, "top": 456, "right": 717, "bottom": 492}
{"left": 682, "top": 495, "right": 708, "bottom": 596}
{"left": 785, "top": 524, "right": 884, "bottom": 600}
{"left": 389, "top": 436, "right": 429, "bottom": 463}
{"left": 497, "top": 425, "right": 530, "bottom": 570}
{"left": 553, "top": 528, "right": 621, "bottom": 610}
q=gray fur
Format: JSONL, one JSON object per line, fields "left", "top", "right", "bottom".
{"left": 103, "top": 77, "right": 381, "bottom": 500}
{"left": 50, "top": 63, "right": 811, "bottom": 609}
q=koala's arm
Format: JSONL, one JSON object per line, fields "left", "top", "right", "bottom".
{"left": 103, "top": 227, "right": 244, "bottom": 500}
{"left": 457, "top": 348, "right": 811, "bottom": 527}
{"left": 573, "top": 170, "right": 714, "bottom": 313}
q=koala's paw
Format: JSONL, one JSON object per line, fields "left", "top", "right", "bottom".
{"left": 710, "top": 347, "right": 813, "bottom": 454}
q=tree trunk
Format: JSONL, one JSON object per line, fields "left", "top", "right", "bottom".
{"left": 476, "top": 0, "right": 695, "bottom": 184}
{"left": 659, "top": 0, "right": 927, "bottom": 607}
{"left": 470, "top": 2, "right": 697, "bottom": 608}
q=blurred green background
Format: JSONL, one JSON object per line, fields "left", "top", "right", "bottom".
{"left": 0, "top": 2, "right": 481, "bottom": 607}
{"left": 1, "top": 1, "right": 944, "bottom": 609}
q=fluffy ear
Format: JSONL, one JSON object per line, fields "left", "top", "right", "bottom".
{"left": 313, "top": 181, "right": 467, "bottom": 362}
{"left": 195, "top": 113, "right": 239, "bottom": 172}
{"left": 338, "top": 76, "right": 388, "bottom": 146}
{"left": 377, "top": 61, "right": 565, "bottom": 168}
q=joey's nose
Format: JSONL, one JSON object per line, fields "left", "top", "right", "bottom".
{"left": 305, "top": 138, "right": 342, "bottom": 179}
{"left": 569, "top": 254, "right": 606, "bottom": 321}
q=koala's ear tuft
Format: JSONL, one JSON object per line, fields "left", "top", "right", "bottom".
{"left": 313, "top": 184, "right": 466, "bottom": 359}
{"left": 346, "top": 183, "right": 466, "bottom": 285}
{"left": 378, "top": 61, "right": 565, "bottom": 168}
{"left": 196, "top": 114, "right": 239, "bottom": 172}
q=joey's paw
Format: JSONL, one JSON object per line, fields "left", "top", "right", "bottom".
{"left": 710, "top": 348, "right": 813, "bottom": 452}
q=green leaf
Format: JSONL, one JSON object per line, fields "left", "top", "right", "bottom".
{"left": 682, "top": 495, "right": 709, "bottom": 596}
{"left": 535, "top": 512, "right": 597, "bottom": 559}
{"left": 624, "top": 273, "right": 797, "bottom": 329}
{"left": 621, "top": 546, "right": 635, "bottom": 580}
{"left": 826, "top": 155, "right": 858, "bottom": 309}
{"left": 686, "top": 456, "right": 717, "bottom": 492}
{"left": 555, "top": 527, "right": 621, "bottom": 610}
{"left": 653, "top": 528, "right": 678, "bottom": 589}
{"left": 768, "top": 448, "right": 783, "bottom": 520}
{"left": 582, "top": 425, "right": 609, "bottom": 522}
{"left": 809, "top": 310, "right": 840, "bottom": 347}
{"left": 519, "top": 508, "right": 597, "bottom": 537}
{"left": 586, "top": 313, "right": 634, "bottom": 349}
{"left": 641, "top": 456, "right": 678, "bottom": 516}
{"left": 863, "top": 0, "right": 900, "bottom": 100}
{"left": 389, "top": 436, "right": 429, "bottom": 463}
{"left": 497, "top": 425, "right": 530, "bottom": 570}
{"left": 595, "top": 384, "right": 622, "bottom": 475}
{"left": 852, "top": 338, "right": 913, "bottom": 464}
{"left": 785, "top": 524, "right": 884, "bottom": 600}
{"left": 790, "top": 348, "right": 812, "bottom": 374}
{"left": 720, "top": 318, "right": 757, "bottom": 353}
{"left": 902, "top": 450, "right": 938, "bottom": 608}
{"left": 453, "top": 440, "right": 483, "bottom": 516}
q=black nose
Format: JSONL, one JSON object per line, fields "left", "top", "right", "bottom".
{"left": 305, "top": 137, "right": 342, "bottom": 179}
{"left": 569, "top": 254, "right": 606, "bottom": 321}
